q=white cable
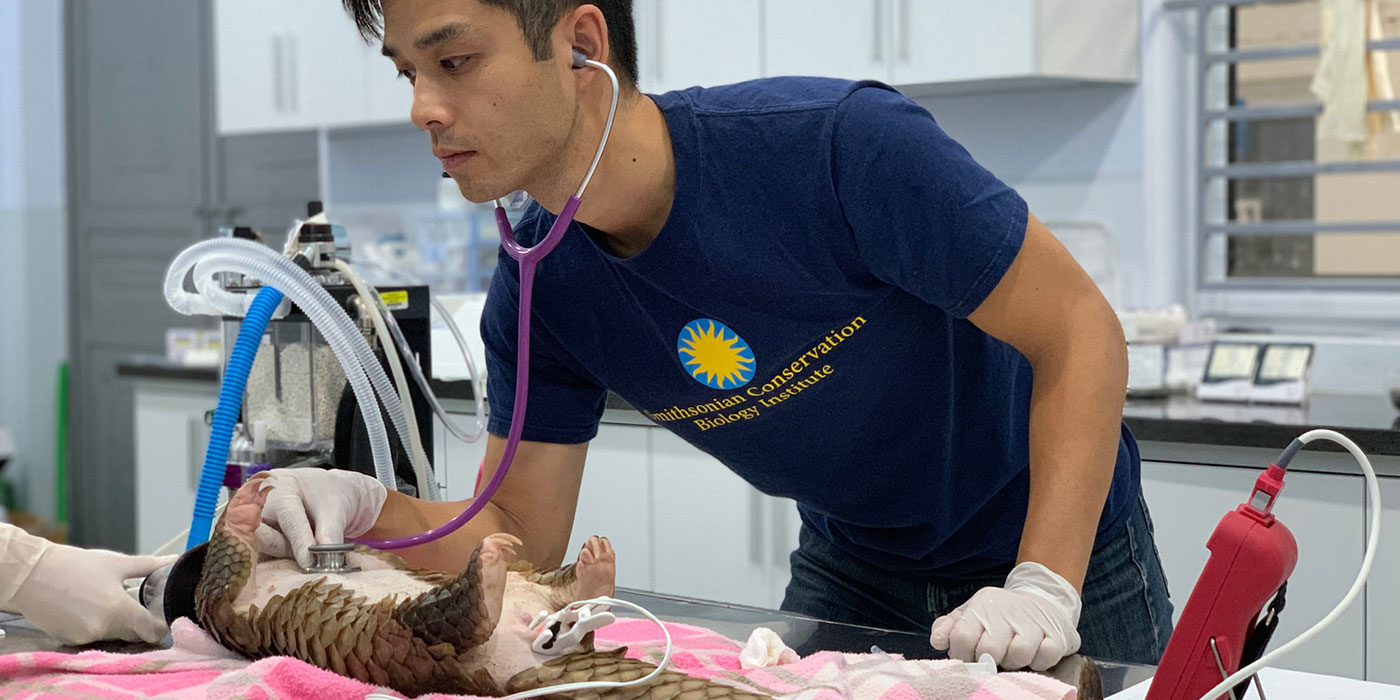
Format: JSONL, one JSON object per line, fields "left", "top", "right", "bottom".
{"left": 430, "top": 294, "right": 488, "bottom": 440}
{"left": 149, "top": 501, "right": 231, "bottom": 557}
{"left": 124, "top": 499, "right": 233, "bottom": 600}
{"left": 1195, "top": 428, "right": 1381, "bottom": 700}
{"left": 355, "top": 259, "right": 488, "bottom": 443}
{"left": 501, "top": 596, "right": 674, "bottom": 700}
{"left": 334, "top": 259, "right": 439, "bottom": 501}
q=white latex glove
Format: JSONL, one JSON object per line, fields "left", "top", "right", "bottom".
{"left": 254, "top": 468, "right": 388, "bottom": 569}
{"left": 928, "top": 561, "right": 1082, "bottom": 671}
{"left": 0, "top": 523, "right": 176, "bottom": 645}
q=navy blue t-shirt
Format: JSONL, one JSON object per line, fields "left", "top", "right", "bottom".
{"left": 481, "top": 77, "right": 1140, "bottom": 581}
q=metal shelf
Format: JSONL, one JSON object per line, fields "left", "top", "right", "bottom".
{"left": 1206, "top": 221, "right": 1400, "bottom": 236}
{"left": 1205, "top": 159, "right": 1400, "bottom": 179}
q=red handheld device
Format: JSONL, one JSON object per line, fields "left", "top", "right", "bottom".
{"left": 1146, "top": 464, "right": 1298, "bottom": 700}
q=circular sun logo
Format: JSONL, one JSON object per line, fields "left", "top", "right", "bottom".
{"left": 677, "top": 319, "right": 756, "bottom": 389}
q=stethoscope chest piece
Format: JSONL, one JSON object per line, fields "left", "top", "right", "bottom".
{"left": 304, "top": 543, "right": 361, "bottom": 574}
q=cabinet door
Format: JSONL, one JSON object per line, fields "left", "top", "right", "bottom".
{"left": 441, "top": 414, "right": 489, "bottom": 501}
{"left": 651, "top": 431, "right": 774, "bottom": 607}
{"left": 635, "top": 0, "right": 763, "bottom": 93}
{"left": 279, "top": 0, "right": 371, "bottom": 130}
{"left": 133, "top": 383, "right": 217, "bottom": 554}
{"left": 767, "top": 496, "right": 803, "bottom": 609}
{"left": 888, "top": 0, "right": 1034, "bottom": 87}
{"left": 214, "top": 0, "right": 284, "bottom": 134}
{"left": 1141, "top": 461, "right": 1366, "bottom": 679}
{"left": 763, "top": 0, "right": 889, "bottom": 82}
{"left": 1368, "top": 478, "right": 1400, "bottom": 685}
{"left": 568, "top": 425, "right": 653, "bottom": 592}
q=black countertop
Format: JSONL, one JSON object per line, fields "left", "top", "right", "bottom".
{"left": 119, "top": 359, "right": 1400, "bottom": 458}
{"left": 116, "top": 356, "right": 219, "bottom": 382}
{"left": 1123, "top": 392, "right": 1400, "bottom": 457}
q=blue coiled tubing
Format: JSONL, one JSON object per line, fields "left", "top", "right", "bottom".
{"left": 185, "top": 286, "right": 284, "bottom": 549}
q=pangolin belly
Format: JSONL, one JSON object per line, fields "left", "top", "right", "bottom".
{"left": 194, "top": 477, "right": 769, "bottom": 699}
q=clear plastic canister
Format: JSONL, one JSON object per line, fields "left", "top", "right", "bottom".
{"left": 226, "top": 316, "right": 347, "bottom": 450}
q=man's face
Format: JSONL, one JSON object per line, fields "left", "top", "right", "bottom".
{"left": 381, "top": 0, "right": 578, "bottom": 203}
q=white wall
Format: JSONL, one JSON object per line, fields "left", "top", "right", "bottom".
{"left": 0, "top": 0, "right": 68, "bottom": 520}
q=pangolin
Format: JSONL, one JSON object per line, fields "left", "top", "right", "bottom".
{"left": 194, "top": 478, "right": 771, "bottom": 698}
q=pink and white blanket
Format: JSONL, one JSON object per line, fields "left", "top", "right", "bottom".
{"left": 0, "top": 617, "right": 1076, "bottom": 700}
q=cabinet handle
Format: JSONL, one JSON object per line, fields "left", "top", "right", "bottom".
{"left": 188, "top": 415, "right": 208, "bottom": 491}
{"left": 272, "top": 35, "right": 284, "bottom": 112}
{"left": 748, "top": 489, "right": 763, "bottom": 565}
{"left": 898, "top": 0, "right": 910, "bottom": 62}
{"left": 872, "top": 0, "right": 884, "bottom": 61}
{"left": 286, "top": 34, "right": 299, "bottom": 113}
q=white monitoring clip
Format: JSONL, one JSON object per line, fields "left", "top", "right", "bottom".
{"left": 529, "top": 601, "right": 617, "bottom": 654}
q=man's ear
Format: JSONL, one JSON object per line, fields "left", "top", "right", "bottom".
{"left": 560, "top": 4, "right": 608, "bottom": 72}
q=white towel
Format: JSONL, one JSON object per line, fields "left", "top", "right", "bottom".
{"left": 1312, "top": 0, "right": 1369, "bottom": 145}
{"left": 739, "top": 626, "right": 801, "bottom": 668}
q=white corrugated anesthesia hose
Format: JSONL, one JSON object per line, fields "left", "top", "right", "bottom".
{"left": 166, "top": 239, "right": 399, "bottom": 489}
{"left": 334, "top": 259, "right": 439, "bottom": 501}
{"left": 190, "top": 255, "right": 419, "bottom": 473}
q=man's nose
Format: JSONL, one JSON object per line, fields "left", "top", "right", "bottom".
{"left": 410, "top": 80, "right": 452, "bottom": 133}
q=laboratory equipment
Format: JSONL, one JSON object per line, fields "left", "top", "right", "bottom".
{"left": 221, "top": 264, "right": 435, "bottom": 481}
{"left": 1195, "top": 342, "right": 1263, "bottom": 403}
{"left": 1146, "top": 429, "right": 1382, "bottom": 700}
{"left": 165, "top": 202, "right": 443, "bottom": 550}
{"left": 159, "top": 48, "right": 615, "bottom": 561}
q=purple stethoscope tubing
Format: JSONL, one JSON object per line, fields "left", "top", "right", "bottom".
{"left": 355, "top": 55, "right": 618, "bottom": 550}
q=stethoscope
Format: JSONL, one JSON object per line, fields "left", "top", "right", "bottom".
{"left": 355, "top": 49, "right": 619, "bottom": 550}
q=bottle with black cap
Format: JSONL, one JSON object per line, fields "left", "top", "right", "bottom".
{"left": 298, "top": 201, "right": 334, "bottom": 244}
{"left": 295, "top": 200, "right": 339, "bottom": 269}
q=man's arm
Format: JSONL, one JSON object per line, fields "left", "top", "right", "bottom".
{"left": 364, "top": 434, "right": 590, "bottom": 572}
{"left": 966, "top": 212, "right": 1128, "bottom": 592}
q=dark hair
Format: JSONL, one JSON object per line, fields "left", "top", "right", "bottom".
{"left": 343, "top": 0, "right": 638, "bottom": 87}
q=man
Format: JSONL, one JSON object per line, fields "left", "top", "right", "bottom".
{"left": 257, "top": 0, "right": 1173, "bottom": 670}
{"left": 0, "top": 522, "right": 175, "bottom": 644}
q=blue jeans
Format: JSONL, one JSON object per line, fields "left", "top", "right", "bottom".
{"left": 780, "top": 493, "right": 1174, "bottom": 665}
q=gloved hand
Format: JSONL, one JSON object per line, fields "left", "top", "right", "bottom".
{"left": 929, "top": 561, "right": 1082, "bottom": 671}
{"left": 0, "top": 524, "right": 176, "bottom": 645}
{"left": 254, "top": 468, "right": 388, "bottom": 569}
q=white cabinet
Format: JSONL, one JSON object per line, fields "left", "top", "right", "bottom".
{"left": 433, "top": 419, "right": 654, "bottom": 592}
{"left": 214, "top": 0, "right": 1136, "bottom": 134}
{"left": 762, "top": 0, "right": 1136, "bottom": 96}
{"left": 634, "top": 0, "right": 763, "bottom": 94}
{"left": 568, "top": 424, "right": 653, "bottom": 592}
{"left": 438, "top": 415, "right": 488, "bottom": 501}
{"left": 762, "top": 1, "right": 889, "bottom": 82}
{"left": 888, "top": 0, "right": 1034, "bottom": 87}
{"left": 766, "top": 496, "right": 803, "bottom": 607}
{"left": 1141, "top": 461, "right": 1367, "bottom": 680}
{"left": 214, "top": 0, "right": 374, "bottom": 134}
{"left": 891, "top": 0, "right": 1137, "bottom": 92}
{"left": 651, "top": 430, "right": 798, "bottom": 609}
{"left": 1368, "top": 478, "right": 1400, "bottom": 686}
{"left": 133, "top": 381, "right": 217, "bottom": 554}
{"left": 214, "top": 0, "right": 282, "bottom": 135}
{"left": 279, "top": 2, "right": 372, "bottom": 131}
